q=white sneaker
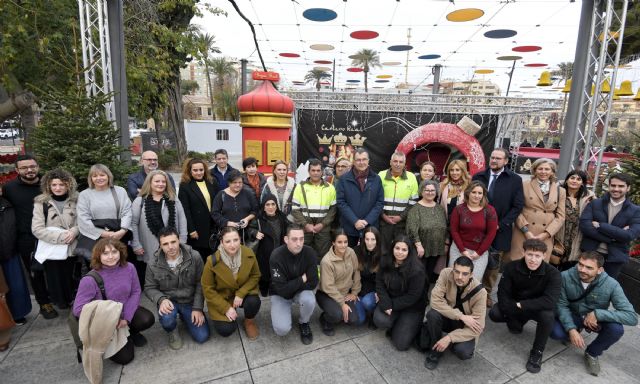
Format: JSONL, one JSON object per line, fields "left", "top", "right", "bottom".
{"left": 168, "top": 329, "right": 183, "bottom": 350}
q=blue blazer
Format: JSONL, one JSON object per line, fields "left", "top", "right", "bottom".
{"left": 472, "top": 168, "right": 524, "bottom": 251}
{"left": 336, "top": 168, "right": 384, "bottom": 237}
{"left": 579, "top": 194, "right": 640, "bottom": 263}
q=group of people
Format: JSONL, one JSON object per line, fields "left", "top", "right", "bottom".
{"left": 0, "top": 145, "right": 639, "bottom": 379}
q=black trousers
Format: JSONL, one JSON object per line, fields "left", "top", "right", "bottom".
{"left": 44, "top": 258, "right": 74, "bottom": 307}
{"left": 192, "top": 246, "right": 213, "bottom": 264}
{"left": 109, "top": 306, "right": 155, "bottom": 365}
{"left": 130, "top": 254, "right": 146, "bottom": 290}
{"left": 212, "top": 294, "right": 261, "bottom": 337}
{"left": 424, "top": 309, "right": 475, "bottom": 360}
{"left": 373, "top": 306, "right": 424, "bottom": 351}
{"left": 316, "top": 290, "right": 359, "bottom": 325}
{"left": 489, "top": 304, "right": 555, "bottom": 352}
{"left": 18, "top": 245, "right": 50, "bottom": 305}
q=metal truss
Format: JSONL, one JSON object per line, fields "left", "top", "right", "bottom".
{"left": 285, "top": 91, "right": 561, "bottom": 116}
{"left": 77, "top": 0, "right": 115, "bottom": 121}
{"left": 572, "top": 0, "right": 628, "bottom": 188}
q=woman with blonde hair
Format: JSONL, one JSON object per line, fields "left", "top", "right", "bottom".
{"left": 131, "top": 170, "right": 187, "bottom": 279}
{"left": 178, "top": 158, "right": 219, "bottom": 261}
{"left": 261, "top": 160, "right": 296, "bottom": 215}
{"left": 509, "top": 158, "right": 566, "bottom": 262}
{"left": 439, "top": 159, "right": 471, "bottom": 219}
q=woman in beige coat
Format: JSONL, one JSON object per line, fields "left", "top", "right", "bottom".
{"left": 509, "top": 158, "right": 566, "bottom": 262}
{"left": 32, "top": 168, "right": 79, "bottom": 309}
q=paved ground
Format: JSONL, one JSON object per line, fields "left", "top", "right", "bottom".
{"left": 1, "top": 293, "right": 639, "bottom": 384}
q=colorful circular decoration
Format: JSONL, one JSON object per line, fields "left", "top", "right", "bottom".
{"left": 418, "top": 54, "right": 441, "bottom": 59}
{"left": 375, "top": 80, "right": 390, "bottom": 83}
{"left": 497, "top": 55, "right": 522, "bottom": 61}
{"left": 350, "top": 30, "right": 379, "bottom": 40}
{"left": 373, "top": 86, "right": 385, "bottom": 89}
{"left": 279, "top": 53, "right": 300, "bottom": 58}
{"left": 314, "top": 66, "right": 331, "bottom": 72}
{"left": 512, "top": 45, "right": 542, "bottom": 52}
{"left": 484, "top": 29, "right": 518, "bottom": 39}
{"left": 347, "top": 67, "right": 363, "bottom": 72}
{"left": 446, "top": 8, "right": 484, "bottom": 22}
{"left": 474, "top": 69, "right": 494, "bottom": 74}
{"left": 388, "top": 45, "right": 413, "bottom": 51}
{"left": 524, "top": 63, "right": 548, "bottom": 67}
{"left": 376, "top": 75, "right": 393, "bottom": 79}
{"left": 302, "top": 8, "right": 337, "bottom": 22}
{"left": 348, "top": 54, "right": 366, "bottom": 60}
{"left": 382, "top": 61, "right": 402, "bottom": 66}
{"left": 346, "top": 80, "right": 360, "bottom": 83}
{"left": 314, "top": 60, "right": 333, "bottom": 64}
{"left": 310, "top": 44, "right": 334, "bottom": 51}
{"left": 320, "top": 81, "right": 331, "bottom": 85}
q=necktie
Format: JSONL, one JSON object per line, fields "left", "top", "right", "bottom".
{"left": 488, "top": 174, "right": 497, "bottom": 199}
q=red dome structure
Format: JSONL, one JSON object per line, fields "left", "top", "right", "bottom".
{"left": 237, "top": 80, "right": 294, "bottom": 115}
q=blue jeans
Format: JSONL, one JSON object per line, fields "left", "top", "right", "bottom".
{"left": 354, "top": 292, "right": 377, "bottom": 325}
{"left": 550, "top": 314, "right": 624, "bottom": 357}
{"left": 158, "top": 302, "right": 210, "bottom": 343}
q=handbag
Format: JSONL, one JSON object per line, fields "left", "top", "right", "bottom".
{"left": 0, "top": 293, "right": 15, "bottom": 331}
{"left": 75, "top": 188, "right": 130, "bottom": 260}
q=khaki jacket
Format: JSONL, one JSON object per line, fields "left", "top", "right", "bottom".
{"left": 319, "top": 246, "right": 361, "bottom": 306}
{"left": 430, "top": 268, "right": 487, "bottom": 343}
{"left": 201, "top": 246, "right": 261, "bottom": 322}
{"left": 32, "top": 194, "right": 79, "bottom": 257}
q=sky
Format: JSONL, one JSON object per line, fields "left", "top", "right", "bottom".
{"left": 196, "top": 0, "right": 640, "bottom": 98}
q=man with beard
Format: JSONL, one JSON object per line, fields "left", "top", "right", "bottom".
{"left": 579, "top": 173, "right": 640, "bottom": 279}
{"left": 3, "top": 154, "right": 57, "bottom": 319}
{"left": 126, "top": 150, "right": 176, "bottom": 200}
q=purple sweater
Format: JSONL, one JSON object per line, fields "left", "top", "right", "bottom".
{"left": 72, "top": 263, "right": 141, "bottom": 322}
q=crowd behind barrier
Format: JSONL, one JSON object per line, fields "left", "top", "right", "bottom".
{"left": 0, "top": 147, "right": 639, "bottom": 382}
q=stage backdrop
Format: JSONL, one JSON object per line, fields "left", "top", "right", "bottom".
{"left": 296, "top": 109, "right": 498, "bottom": 174}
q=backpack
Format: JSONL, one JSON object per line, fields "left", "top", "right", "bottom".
{"left": 68, "top": 270, "right": 106, "bottom": 363}
{"left": 415, "top": 283, "right": 485, "bottom": 352}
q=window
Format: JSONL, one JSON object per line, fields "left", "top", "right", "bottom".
{"left": 216, "top": 129, "right": 229, "bottom": 141}
{"left": 207, "top": 107, "right": 212, "bottom": 116}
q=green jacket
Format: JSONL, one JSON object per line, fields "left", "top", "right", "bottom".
{"left": 557, "top": 267, "right": 638, "bottom": 331}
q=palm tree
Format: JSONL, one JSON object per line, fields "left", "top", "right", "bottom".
{"left": 351, "top": 49, "right": 381, "bottom": 93}
{"left": 551, "top": 62, "right": 573, "bottom": 85}
{"left": 304, "top": 69, "right": 331, "bottom": 91}
{"left": 194, "top": 32, "right": 220, "bottom": 119}
{"left": 209, "top": 57, "right": 238, "bottom": 119}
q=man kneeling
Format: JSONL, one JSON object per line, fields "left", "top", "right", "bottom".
{"left": 551, "top": 251, "right": 638, "bottom": 376}
{"left": 489, "top": 239, "right": 560, "bottom": 373}
{"left": 424, "top": 256, "right": 486, "bottom": 370}
{"left": 145, "top": 227, "right": 209, "bottom": 349}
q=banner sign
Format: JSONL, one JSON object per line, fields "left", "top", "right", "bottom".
{"left": 296, "top": 109, "right": 498, "bottom": 174}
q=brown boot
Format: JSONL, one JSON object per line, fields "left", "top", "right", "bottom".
{"left": 244, "top": 318, "right": 259, "bottom": 340}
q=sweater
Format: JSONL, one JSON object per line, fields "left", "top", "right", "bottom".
{"left": 450, "top": 204, "right": 498, "bottom": 256}
{"left": 557, "top": 267, "right": 638, "bottom": 331}
{"left": 2, "top": 177, "right": 41, "bottom": 243}
{"left": 77, "top": 187, "right": 132, "bottom": 240}
{"left": 73, "top": 263, "right": 141, "bottom": 322}
{"left": 376, "top": 259, "right": 426, "bottom": 313}
{"left": 269, "top": 244, "right": 319, "bottom": 299}
{"left": 319, "top": 246, "right": 361, "bottom": 306}
{"left": 130, "top": 196, "right": 188, "bottom": 263}
{"left": 497, "top": 258, "right": 561, "bottom": 315}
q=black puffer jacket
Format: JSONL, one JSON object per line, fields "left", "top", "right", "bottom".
{"left": 0, "top": 197, "right": 16, "bottom": 261}
{"left": 376, "top": 258, "right": 426, "bottom": 313}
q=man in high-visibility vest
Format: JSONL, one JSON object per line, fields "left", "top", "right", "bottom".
{"left": 291, "top": 158, "right": 337, "bottom": 256}
{"left": 378, "top": 151, "right": 418, "bottom": 250}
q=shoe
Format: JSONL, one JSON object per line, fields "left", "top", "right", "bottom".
{"left": 486, "top": 297, "right": 494, "bottom": 308}
{"left": 507, "top": 320, "right": 523, "bottom": 334}
{"left": 56, "top": 302, "right": 70, "bottom": 310}
{"left": 0, "top": 342, "right": 9, "bottom": 352}
{"left": 367, "top": 315, "right": 377, "bottom": 330}
{"left": 584, "top": 352, "right": 600, "bottom": 376}
{"left": 168, "top": 329, "right": 183, "bottom": 350}
{"left": 131, "top": 332, "right": 148, "bottom": 347}
{"left": 40, "top": 304, "right": 59, "bottom": 320}
{"left": 299, "top": 322, "right": 313, "bottom": 345}
{"left": 244, "top": 318, "right": 259, "bottom": 340}
{"left": 385, "top": 329, "right": 392, "bottom": 338}
{"left": 14, "top": 318, "right": 27, "bottom": 326}
{"left": 526, "top": 349, "right": 543, "bottom": 373}
{"left": 424, "top": 351, "right": 440, "bottom": 370}
{"left": 319, "top": 313, "right": 335, "bottom": 336}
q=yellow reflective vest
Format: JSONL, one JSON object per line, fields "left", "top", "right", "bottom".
{"left": 291, "top": 180, "right": 337, "bottom": 226}
{"left": 378, "top": 169, "right": 418, "bottom": 219}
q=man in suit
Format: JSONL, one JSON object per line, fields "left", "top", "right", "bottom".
{"left": 472, "top": 148, "right": 524, "bottom": 306}
{"left": 579, "top": 173, "right": 640, "bottom": 279}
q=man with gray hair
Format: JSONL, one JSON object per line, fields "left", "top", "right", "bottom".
{"left": 126, "top": 150, "right": 176, "bottom": 200}
{"left": 378, "top": 151, "right": 418, "bottom": 250}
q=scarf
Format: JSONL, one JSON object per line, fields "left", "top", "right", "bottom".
{"left": 539, "top": 180, "right": 550, "bottom": 195}
{"left": 354, "top": 167, "right": 369, "bottom": 192}
{"left": 246, "top": 174, "right": 261, "bottom": 198}
{"left": 52, "top": 193, "right": 69, "bottom": 201}
{"left": 144, "top": 194, "right": 175, "bottom": 237}
{"left": 218, "top": 244, "right": 241, "bottom": 278}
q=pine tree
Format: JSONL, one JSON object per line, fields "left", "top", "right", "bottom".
{"left": 32, "top": 86, "right": 136, "bottom": 190}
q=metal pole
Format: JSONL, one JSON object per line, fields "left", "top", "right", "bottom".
{"left": 505, "top": 60, "right": 516, "bottom": 97}
{"left": 432, "top": 65, "right": 441, "bottom": 95}
{"left": 557, "top": 0, "right": 595, "bottom": 179}
{"left": 240, "top": 59, "right": 248, "bottom": 95}
{"left": 107, "top": 0, "right": 131, "bottom": 163}
{"left": 332, "top": 60, "right": 336, "bottom": 92}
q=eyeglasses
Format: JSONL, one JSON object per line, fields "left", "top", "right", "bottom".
{"left": 423, "top": 189, "right": 436, "bottom": 193}
{"left": 142, "top": 158, "right": 158, "bottom": 162}
{"left": 17, "top": 165, "right": 38, "bottom": 171}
